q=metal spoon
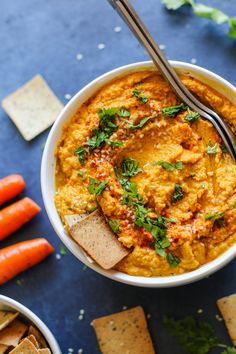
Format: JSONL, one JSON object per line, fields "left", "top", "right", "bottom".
{"left": 108, "top": 0, "right": 236, "bottom": 161}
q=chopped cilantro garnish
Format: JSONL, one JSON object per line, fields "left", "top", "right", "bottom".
{"left": 78, "top": 170, "right": 84, "bottom": 177}
{"left": 220, "top": 145, "right": 229, "bottom": 154}
{"left": 109, "top": 140, "right": 123, "bottom": 148}
{"left": 175, "top": 161, "right": 184, "bottom": 170}
{"left": 74, "top": 146, "right": 86, "bottom": 165}
{"left": 171, "top": 183, "right": 184, "bottom": 204}
{"left": 132, "top": 88, "right": 149, "bottom": 103}
{"left": 88, "top": 177, "right": 108, "bottom": 196}
{"left": 120, "top": 157, "right": 142, "bottom": 177}
{"left": 118, "top": 107, "right": 131, "bottom": 117}
{"left": 162, "top": 103, "right": 187, "bottom": 118}
{"left": 59, "top": 243, "right": 68, "bottom": 256}
{"left": 127, "top": 116, "right": 152, "bottom": 129}
{"left": 157, "top": 161, "right": 175, "bottom": 171}
{"left": 163, "top": 315, "right": 235, "bottom": 354}
{"left": 205, "top": 212, "right": 224, "bottom": 220}
{"left": 207, "top": 141, "right": 217, "bottom": 155}
{"left": 184, "top": 111, "right": 200, "bottom": 123}
{"left": 167, "top": 252, "right": 181, "bottom": 267}
{"left": 88, "top": 206, "right": 97, "bottom": 213}
{"left": 108, "top": 219, "right": 120, "bottom": 233}
{"left": 230, "top": 203, "right": 236, "bottom": 209}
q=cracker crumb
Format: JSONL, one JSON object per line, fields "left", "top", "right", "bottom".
{"left": 97, "top": 43, "right": 105, "bottom": 50}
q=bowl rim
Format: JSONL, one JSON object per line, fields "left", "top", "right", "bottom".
{"left": 0, "top": 295, "right": 61, "bottom": 353}
{"left": 41, "top": 60, "right": 236, "bottom": 288}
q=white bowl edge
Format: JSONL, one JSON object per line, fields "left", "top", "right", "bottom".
{"left": 41, "top": 60, "right": 236, "bottom": 288}
{"left": 0, "top": 295, "right": 61, "bottom": 353}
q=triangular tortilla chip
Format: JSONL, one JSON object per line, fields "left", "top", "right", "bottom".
{"left": 0, "top": 344, "right": 8, "bottom": 354}
{"left": 70, "top": 210, "right": 129, "bottom": 269}
{"left": 92, "top": 306, "right": 155, "bottom": 354}
{"left": 0, "top": 319, "right": 27, "bottom": 347}
{"left": 28, "top": 326, "right": 47, "bottom": 349}
{"left": 8, "top": 338, "right": 38, "bottom": 353}
{"left": 0, "top": 312, "right": 19, "bottom": 331}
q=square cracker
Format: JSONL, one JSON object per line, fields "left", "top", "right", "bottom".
{"left": 25, "top": 335, "right": 39, "bottom": 349}
{"left": 8, "top": 338, "right": 38, "bottom": 353}
{"left": 0, "top": 311, "right": 19, "bottom": 331}
{"left": 38, "top": 349, "right": 51, "bottom": 354}
{"left": 0, "top": 319, "right": 27, "bottom": 347}
{"left": 217, "top": 293, "right": 236, "bottom": 346}
{"left": 28, "top": 326, "right": 47, "bottom": 349}
{"left": 70, "top": 210, "right": 129, "bottom": 269}
{"left": 2, "top": 74, "right": 63, "bottom": 141}
{"left": 92, "top": 306, "right": 155, "bottom": 354}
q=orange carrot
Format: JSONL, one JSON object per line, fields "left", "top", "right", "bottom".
{"left": 0, "top": 197, "right": 41, "bottom": 241}
{"left": 0, "top": 238, "right": 54, "bottom": 285}
{"left": 0, "top": 175, "right": 25, "bottom": 205}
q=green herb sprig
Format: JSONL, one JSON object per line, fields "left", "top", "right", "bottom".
{"left": 126, "top": 116, "right": 152, "bottom": 129}
{"left": 162, "top": 103, "right": 188, "bottom": 118}
{"left": 88, "top": 177, "right": 108, "bottom": 196}
{"left": 171, "top": 183, "right": 184, "bottom": 204}
{"left": 162, "top": 0, "right": 236, "bottom": 39}
{"left": 154, "top": 160, "right": 184, "bottom": 171}
{"left": 132, "top": 88, "right": 149, "bottom": 103}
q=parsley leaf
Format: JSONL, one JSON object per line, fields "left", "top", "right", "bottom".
{"left": 162, "top": 103, "right": 187, "bottom": 118}
{"left": 108, "top": 219, "right": 120, "bottom": 233}
{"left": 74, "top": 146, "right": 86, "bottom": 165}
{"left": 132, "top": 88, "right": 149, "bottom": 103}
{"left": 118, "top": 107, "right": 131, "bottom": 117}
{"left": 167, "top": 253, "right": 181, "bottom": 267}
{"left": 88, "top": 177, "right": 108, "bottom": 196}
{"left": 184, "top": 111, "right": 200, "bottom": 123}
{"left": 171, "top": 183, "right": 184, "bottom": 204}
{"left": 127, "top": 116, "right": 152, "bottom": 129}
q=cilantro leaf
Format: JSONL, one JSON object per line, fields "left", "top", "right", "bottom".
{"left": 157, "top": 161, "right": 175, "bottom": 171}
{"left": 120, "top": 157, "right": 142, "bottom": 177}
{"left": 171, "top": 183, "right": 184, "bottom": 204}
{"left": 205, "top": 212, "right": 224, "bottom": 220}
{"left": 127, "top": 116, "right": 152, "bottom": 129}
{"left": 88, "top": 177, "right": 108, "bottom": 196}
{"left": 108, "top": 219, "right": 120, "bottom": 233}
{"left": 185, "top": 111, "right": 200, "bottom": 123}
{"left": 162, "top": 103, "right": 187, "bottom": 118}
{"left": 228, "top": 18, "right": 236, "bottom": 38}
{"left": 167, "top": 253, "right": 181, "bottom": 267}
{"left": 175, "top": 161, "right": 184, "bottom": 170}
{"left": 207, "top": 142, "right": 217, "bottom": 155}
{"left": 222, "top": 348, "right": 236, "bottom": 354}
{"left": 109, "top": 140, "right": 123, "bottom": 148}
{"left": 132, "top": 88, "right": 149, "bottom": 103}
{"left": 162, "top": 0, "right": 194, "bottom": 10}
{"left": 74, "top": 146, "right": 86, "bottom": 165}
{"left": 59, "top": 243, "right": 68, "bottom": 256}
{"left": 118, "top": 107, "right": 131, "bottom": 117}
{"left": 193, "top": 4, "right": 229, "bottom": 25}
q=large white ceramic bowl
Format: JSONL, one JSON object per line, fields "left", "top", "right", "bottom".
{"left": 41, "top": 61, "right": 236, "bottom": 288}
{"left": 0, "top": 295, "right": 61, "bottom": 353}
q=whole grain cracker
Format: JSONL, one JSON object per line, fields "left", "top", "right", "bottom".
{"left": 28, "top": 326, "right": 47, "bottom": 349}
{"left": 8, "top": 337, "right": 38, "bottom": 353}
{"left": 217, "top": 293, "right": 236, "bottom": 346}
{"left": 0, "top": 344, "right": 8, "bottom": 354}
{"left": 2, "top": 75, "right": 63, "bottom": 141}
{"left": 92, "top": 306, "right": 155, "bottom": 354}
{"left": 70, "top": 210, "right": 129, "bottom": 269}
{"left": 0, "top": 319, "right": 27, "bottom": 347}
{"left": 0, "top": 311, "right": 19, "bottom": 331}
{"left": 38, "top": 349, "right": 51, "bottom": 354}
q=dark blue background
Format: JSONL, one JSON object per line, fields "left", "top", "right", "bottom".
{"left": 0, "top": 1, "right": 235, "bottom": 353}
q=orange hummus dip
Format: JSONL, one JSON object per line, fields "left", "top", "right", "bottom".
{"left": 55, "top": 70, "right": 236, "bottom": 277}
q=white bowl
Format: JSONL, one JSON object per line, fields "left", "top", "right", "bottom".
{"left": 0, "top": 295, "right": 61, "bottom": 353}
{"left": 41, "top": 60, "right": 236, "bottom": 288}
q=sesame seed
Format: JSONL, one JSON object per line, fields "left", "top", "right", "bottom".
{"left": 191, "top": 58, "right": 197, "bottom": 64}
{"left": 122, "top": 306, "right": 127, "bottom": 310}
{"left": 78, "top": 349, "right": 83, "bottom": 354}
{"left": 78, "top": 315, "right": 83, "bottom": 320}
{"left": 56, "top": 254, "right": 61, "bottom": 260}
{"left": 64, "top": 94, "right": 72, "bottom": 100}
{"left": 215, "top": 314, "right": 223, "bottom": 321}
{"left": 114, "top": 26, "right": 122, "bottom": 33}
{"left": 80, "top": 309, "right": 85, "bottom": 315}
{"left": 76, "top": 53, "right": 83, "bottom": 61}
{"left": 97, "top": 43, "right": 105, "bottom": 50}
{"left": 68, "top": 349, "right": 74, "bottom": 353}
{"left": 197, "top": 309, "right": 203, "bottom": 314}
{"left": 159, "top": 44, "right": 166, "bottom": 50}
{"left": 147, "top": 313, "right": 151, "bottom": 319}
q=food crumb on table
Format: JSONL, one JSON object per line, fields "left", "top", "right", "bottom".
{"left": 197, "top": 308, "right": 203, "bottom": 314}
{"left": 97, "top": 43, "right": 105, "bottom": 50}
{"left": 215, "top": 314, "right": 223, "bottom": 321}
{"left": 76, "top": 53, "right": 83, "bottom": 60}
{"left": 64, "top": 93, "right": 72, "bottom": 100}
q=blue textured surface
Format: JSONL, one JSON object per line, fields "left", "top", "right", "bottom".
{"left": 0, "top": 0, "right": 235, "bottom": 353}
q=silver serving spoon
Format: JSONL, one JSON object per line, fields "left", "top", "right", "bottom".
{"left": 108, "top": 0, "right": 236, "bottom": 161}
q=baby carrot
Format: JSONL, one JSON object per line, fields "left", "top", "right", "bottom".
{"left": 0, "top": 197, "right": 41, "bottom": 241}
{"left": 0, "top": 175, "right": 25, "bottom": 205}
{"left": 0, "top": 238, "right": 54, "bottom": 285}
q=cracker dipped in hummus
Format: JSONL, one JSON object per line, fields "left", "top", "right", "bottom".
{"left": 55, "top": 70, "right": 236, "bottom": 277}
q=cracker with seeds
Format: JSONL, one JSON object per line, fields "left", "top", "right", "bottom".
{"left": 217, "top": 293, "right": 236, "bottom": 346}
{"left": 0, "top": 319, "right": 27, "bottom": 347}
{"left": 2, "top": 75, "right": 63, "bottom": 141}
{"left": 70, "top": 210, "right": 129, "bottom": 269}
{"left": 92, "top": 306, "right": 155, "bottom": 354}
{"left": 0, "top": 312, "right": 19, "bottom": 331}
